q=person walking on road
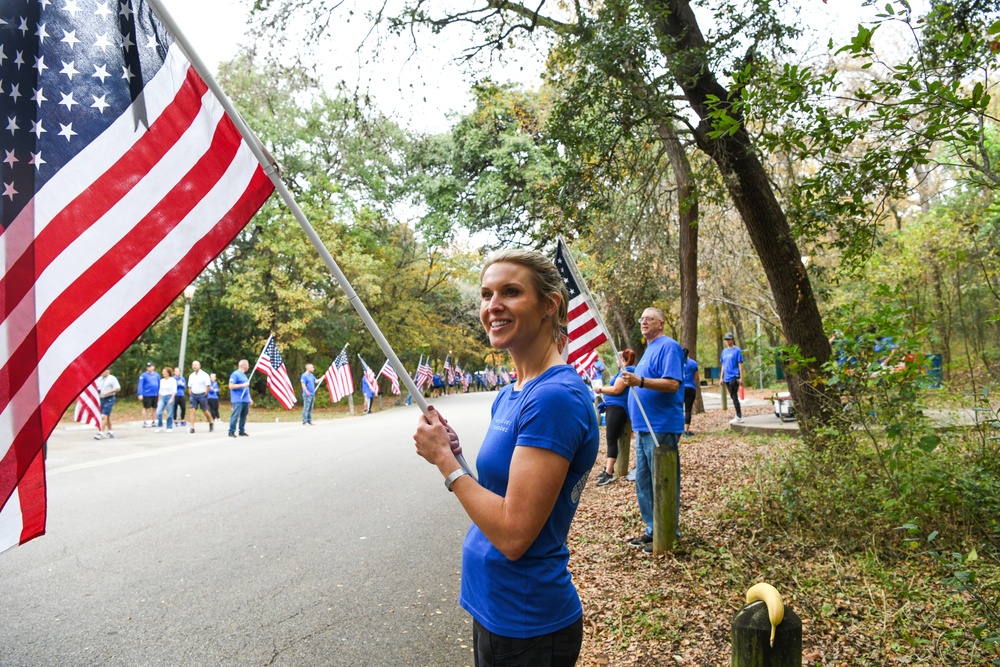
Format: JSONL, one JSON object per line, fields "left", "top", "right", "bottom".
{"left": 413, "top": 249, "right": 598, "bottom": 667}
{"left": 228, "top": 360, "right": 251, "bottom": 438}
{"left": 301, "top": 363, "right": 317, "bottom": 425}
{"left": 720, "top": 332, "right": 744, "bottom": 423}
{"left": 136, "top": 362, "right": 159, "bottom": 428}
{"left": 154, "top": 366, "right": 176, "bottom": 432}
{"left": 94, "top": 368, "right": 121, "bottom": 440}
{"left": 621, "top": 307, "right": 685, "bottom": 553}
{"left": 187, "top": 361, "right": 213, "bottom": 433}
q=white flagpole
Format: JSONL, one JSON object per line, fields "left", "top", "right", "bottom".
{"left": 246, "top": 334, "right": 272, "bottom": 386}
{"left": 147, "top": 0, "right": 473, "bottom": 476}
{"left": 557, "top": 237, "right": 659, "bottom": 443}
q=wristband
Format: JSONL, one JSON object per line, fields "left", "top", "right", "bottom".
{"left": 640, "top": 377, "right": 645, "bottom": 388}
{"left": 444, "top": 468, "right": 470, "bottom": 492}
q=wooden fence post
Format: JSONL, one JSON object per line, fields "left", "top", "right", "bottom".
{"left": 732, "top": 602, "right": 802, "bottom": 666}
{"left": 614, "top": 420, "right": 632, "bottom": 479}
{"left": 721, "top": 381, "right": 728, "bottom": 411}
{"left": 652, "top": 441, "right": 678, "bottom": 554}
{"left": 347, "top": 393, "right": 355, "bottom": 416}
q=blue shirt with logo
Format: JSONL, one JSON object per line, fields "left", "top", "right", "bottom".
{"left": 460, "top": 364, "right": 598, "bottom": 639}
{"left": 628, "top": 335, "right": 684, "bottom": 434}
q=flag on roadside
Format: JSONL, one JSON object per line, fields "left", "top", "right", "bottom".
{"left": 73, "top": 382, "right": 101, "bottom": 430}
{"left": 415, "top": 356, "right": 433, "bottom": 391}
{"left": 554, "top": 239, "right": 609, "bottom": 374}
{"left": 572, "top": 349, "right": 600, "bottom": 379}
{"left": 485, "top": 366, "right": 497, "bottom": 387}
{"left": 443, "top": 355, "right": 454, "bottom": 384}
{"left": 379, "top": 360, "right": 401, "bottom": 395}
{"left": 254, "top": 337, "right": 297, "bottom": 409}
{"left": 321, "top": 346, "right": 353, "bottom": 403}
{"left": 461, "top": 371, "right": 470, "bottom": 392}
{"left": 358, "top": 355, "right": 380, "bottom": 397}
{"left": 0, "top": 3, "right": 275, "bottom": 553}
{"left": 498, "top": 367, "right": 510, "bottom": 384}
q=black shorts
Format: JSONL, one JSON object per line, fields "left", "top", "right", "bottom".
{"left": 142, "top": 395, "right": 158, "bottom": 409}
{"left": 190, "top": 393, "right": 208, "bottom": 410}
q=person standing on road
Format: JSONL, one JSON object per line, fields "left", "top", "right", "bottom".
{"left": 173, "top": 368, "right": 187, "bottom": 426}
{"left": 720, "top": 332, "right": 744, "bottom": 423}
{"left": 136, "top": 362, "right": 160, "bottom": 428}
{"left": 621, "top": 307, "right": 684, "bottom": 554}
{"left": 593, "top": 349, "right": 636, "bottom": 487}
{"left": 207, "top": 373, "right": 220, "bottom": 423}
{"left": 413, "top": 249, "right": 598, "bottom": 667}
{"left": 682, "top": 348, "right": 700, "bottom": 436}
{"left": 187, "top": 361, "right": 213, "bottom": 433}
{"left": 301, "top": 363, "right": 317, "bottom": 425}
{"left": 155, "top": 366, "right": 176, "bottom": 432}
{"left": 94, "top": 368, "right": 121, "bottom": 440}
{"left": 361, "top": 374, "right": 375, "bottom": 414}
{"left": 228, "top": 359, "right": 251, "bottom": 438}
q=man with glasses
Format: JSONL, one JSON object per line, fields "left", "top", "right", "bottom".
{"left": 621, "top": 308, "right": 684, "bottom": 553}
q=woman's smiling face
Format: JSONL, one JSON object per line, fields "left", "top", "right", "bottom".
{"left": 480, "top": 261, "right": 551, "bottom": 352}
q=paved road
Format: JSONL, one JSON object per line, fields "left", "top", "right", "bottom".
{"left": 0, "top": 392, "right": 496, "bottom": 667}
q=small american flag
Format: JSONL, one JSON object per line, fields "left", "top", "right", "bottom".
{"left": 572, "top": 349, "right": 600, "bottom": 378}
{"left": 73, "top": 381, "right": 101, "bottom": 430}
{"left": 322, "top": 346, "right": 353, "bottom": 403}
{"left": 485, "top": 366, "right": 497, "bottom": 387}
{"left": 378, "top": 360, "right": 400, "bottom": 395}
{"left": 415, "top": 356, "right": 433, "bottom": 391}
{"left": 254, "top": 336, "right": 297, "bottom": 409}
{"left": 443, "top": 355, "right": 454, "bottom": 384}
{"left": 555, "top": 239, "right": 609, "bottom": 373}
{"left": 0, "top": 1, "right": 274, "bottom": 552}
{"left": 358, "top": 354, "right": 379, "bottom": 397}
{"left": 498, "top": 367, "right": 511, "bottom": 384}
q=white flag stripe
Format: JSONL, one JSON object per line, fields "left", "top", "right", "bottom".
{"left": 0, "top": 140, "right": 263, "bottom": 443}
{"left": 0, "top": 487, "right": 21, "bottom": 553}
{"left": 0, "top": 45, "right": 191, "bottom": 267}
{"left": 0, "top": 84, "right": 226, "bottom": 366}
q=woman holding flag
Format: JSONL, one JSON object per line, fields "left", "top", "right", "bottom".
{"left": 413, "top": 249, "right": 598, "bottom": 666}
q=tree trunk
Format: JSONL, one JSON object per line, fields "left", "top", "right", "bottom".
{"left": 656, "top": 121, "right": 704, "bottom": 414}
{"left": 644, "top": 0, "right": 836, "bottom": 432}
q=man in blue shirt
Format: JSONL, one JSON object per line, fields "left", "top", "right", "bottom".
{"left": 622, "top": 307, "right": 684, "bottom": 553}
{"left": 301, "top": 363, "right": 317, "bottom": 425}
{"left": 136, "top": 362, "right": 160, "bottom": 428}
{"left": 720, "top": 332, "right": 744, "bottom": 422}
{"left": 228, "top": 359, "right": 251, "bottom": 437}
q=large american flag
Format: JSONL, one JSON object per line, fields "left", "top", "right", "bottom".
{"left": 254, "top": 336, "right": 296, "bottom": 409}
{"left": 415, "top": 355, "right": 432, "bottom": 391}
{"left": 73, "top": 381, "right": 101, "bottom": 429}
{"left": 555, "top": 239, "right": 609, "bottom": 377}
{"left": 378, "top": 359, "right": 400, "bottom": 395}
{"left": 321, "top": 345, "right": 353, "bottom": 403}
{"left": 358, "top": 354, "right": 379, "bottom": 397}
{"left": 0, "top": 1, "right": 274, "bottom": 552}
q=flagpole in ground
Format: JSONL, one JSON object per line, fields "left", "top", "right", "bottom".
{"left": 148, "top": 0, "right": 473, "bottom": 476}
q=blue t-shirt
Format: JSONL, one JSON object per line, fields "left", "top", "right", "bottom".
{"left": 627, "top": 336, "right": 684, "bottom": 434}
{"left": 460, "top": 364, "right": 599, "bottom": 639}
{"left": 683, "top": 358, "right": 699, "bottom": 391}
{"left": 137, "top": 371, "right": 160, "bottom": 397}
{"left": 720, "top": 346, "right": 743, "bottom": 382}
{"left": 601, "top": 366, "right": 635, "bottom": 409}
{"left": 362, "top": 377, "right": 375, "bottom": 398}
{"left": 301, "top": 372, "right": 317, "bottom": 397}
{"left": 229, "top": 370, "right": 249, "bottom": 403}
{"left": 208, "top": 381, "right": 219, "bottom": 399}
{"left": 175, "top": 376, "right": 186, "bottom": 397}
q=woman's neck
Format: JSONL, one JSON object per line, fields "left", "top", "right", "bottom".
{"left": 510, "top": 340, "right": 563, "bottom": 389}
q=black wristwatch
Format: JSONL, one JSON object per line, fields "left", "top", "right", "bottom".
{"left": 640, "top": 377, "right": 645, "bottom": 388}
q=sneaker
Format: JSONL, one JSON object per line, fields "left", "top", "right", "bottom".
{"left": 738, "top": 417, "right": 744, "bottom": 423}
{"left": 643, "top": 542, "right": 654, "bottom": 554}
{"left": 628, "top": 534, "right": 653, "bottom": 548}
{"left": 154, "top": 428, "right": 162, "bottom": 433}
{"left": 209, "top": 423, "right": 214, "bottom": 433}
{"left": 228, "top": 433, "right": 236, "bottom": 438}
{"left": 189, "top": 427, "right": 195, "bottom": 434}
{"left": 166, "top": 428, "right": 173, "bottom": 432}
{"left": 94, "top": 433, "right": 103, "bottom": 440}
{"left": 684, "top": 430, "right": 694, "bottom": 437}
{"left": 107, "top": 432, "right": 115, "bottom": 439}
{"left": 595, "top": 471, "right": 616, "bottom": 487}
{"left": 142, "top": 422, "right": 150, "bottom": 428}
{"left": 238, "top": 432, "right": 249, "bottom": 437}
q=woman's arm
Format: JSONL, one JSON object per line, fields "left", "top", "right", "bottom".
{"left": 414, "top": 407, "right": 569, "bottom": 561}
{"left": 597, "top": 375, "right": 627, "bottom": 396}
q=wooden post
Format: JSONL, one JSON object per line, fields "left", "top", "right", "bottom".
{"left": 721, "top": 380, "right": 728, "bottom": 411}
{"left": 377, "top": 394, "right": 383, "bottom": 412}
{"left": 652, "top": 442, "right": 678, "bottom": 554}
{"left": 347, "top": 392, "right": 355, "bottom": 416}
{"left": 732, "top": 603, "right": 802, "bottom": 666}
{"left": 614, "top": 420, "right": 632, "bottom": 478}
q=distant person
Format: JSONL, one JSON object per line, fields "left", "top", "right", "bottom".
{"left": 682, "top": 348, "right": 700, "bottom": 436}
{"left": 593, "top": 349, "right": 636, "bottom": 487}
{"left": 720, "top": 332, "right": 744, "bottom": 423}
{"left": 301, "top": 363, "right": 317, "bottom": 425}
{"left": 154, "top": 366, "right": 176, "bottom": 432}
{"left": 187, "top": 361, "right": 213, "bottom": 433}
{"left": 591, "top": 357, "right": 606, "bottom": 392}
{"left": 431, "top": 373, "right": 442, "bottom": 399}
{"left": 137, "top": 362, "right": 160, "bottom": 428}
{"left": 362, "top": 374, "right": 376, "bottom": 414}
{"left": 228, "top": 359, "right": 251, "bottom": 437}
{"left": 94, "top": 368, "right": 121, "bottom": 440}
{"left": 207, "top": 373, "right": 220, "bottom": 422}
{"left": 622, "top": 307, "right": 684, "bottom": 553}
{"left": 173, "top": 367, "right": 187, "bottom": 426}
